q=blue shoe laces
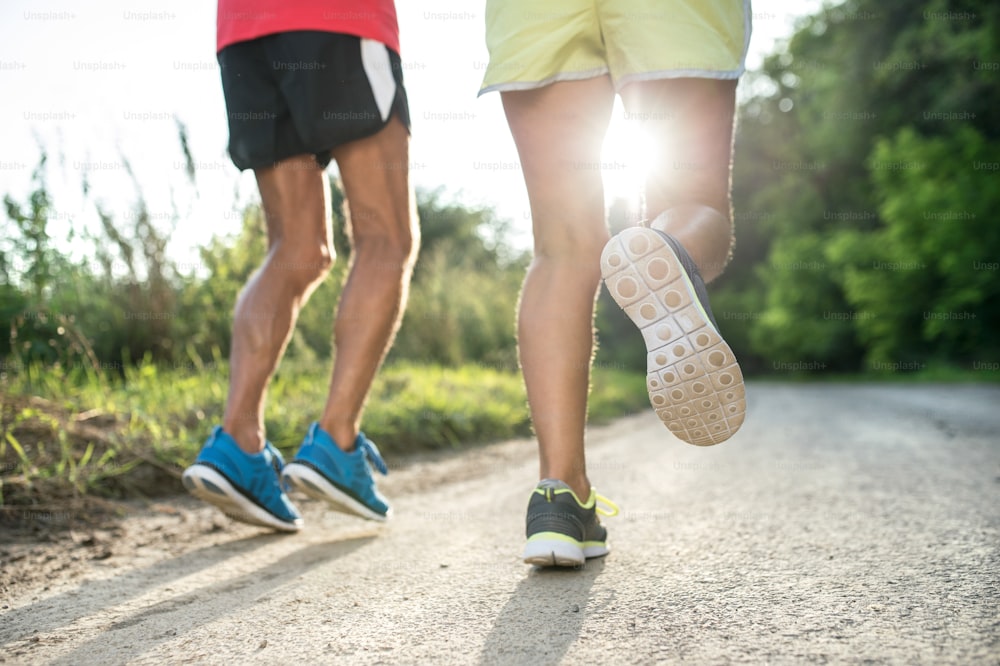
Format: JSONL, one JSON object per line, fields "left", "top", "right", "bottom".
{"left": 304, "top": 423, "right": 388, "bottom": 475}
{"left": 264, "top": 441, "right": 285, "bottom": 473}
{"left": 356, "top": 433, "right": 388, "bottom": 476}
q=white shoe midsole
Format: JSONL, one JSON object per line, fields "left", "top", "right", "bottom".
{"left": 182, "top": 464, "right": 301, "bottom": 532}
{"left": 282, "top": 462, "right": 389, "bottom": 522}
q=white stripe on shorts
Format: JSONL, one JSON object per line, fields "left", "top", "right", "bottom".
{"left": 360, "top": 38, "right": 396, "bottom": 122}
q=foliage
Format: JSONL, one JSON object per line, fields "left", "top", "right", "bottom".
{"left": 714, "top": 0, "right": 1000, "bottom": 373}
{"left": 1, "top": 159, "right": 96, "bottom": 369}
{"left": 0, "top": 360, "right": 648, "bottom": 506}
{"left": 842, "top": 126, "right": 1000, "bottom": 366}
{"left": 1, "top": 167, "right": 529, "bottom": 372}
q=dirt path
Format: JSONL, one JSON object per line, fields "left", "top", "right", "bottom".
{"left": 2, "top": 383, "right": 998, "bottom": 664}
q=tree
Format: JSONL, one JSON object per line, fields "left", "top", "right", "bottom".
{"left": 716, "top": 0, "right": 999, "bottom": 372}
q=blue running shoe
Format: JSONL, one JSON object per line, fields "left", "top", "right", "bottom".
{"left": 282, "top": 422, "right": 391, "bottom": 521}
{"left": 181, "top": 426, "right": 303, "bottom": 532}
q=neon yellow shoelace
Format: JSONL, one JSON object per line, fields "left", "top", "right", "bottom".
{"left": 594, "top": 493, "right": 620, "bottom": 517}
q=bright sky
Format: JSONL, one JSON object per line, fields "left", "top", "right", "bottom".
{"left": 0, "top": 0, "right": 823, "bottom": 265}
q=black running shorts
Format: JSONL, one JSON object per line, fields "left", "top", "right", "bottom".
{"left": 217, "top": 31, "right": 411, "bottom": 170}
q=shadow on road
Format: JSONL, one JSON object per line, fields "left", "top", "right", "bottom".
{"left": 44, "top": 534, "right": 375, "bottom": 665}
{"left": 479, "top": 558, "right": 606, "bottom": 665}
{"left": 1, "top": 530, "right": 291, "bottom": 645}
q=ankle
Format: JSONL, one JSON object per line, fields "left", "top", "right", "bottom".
{"left": 317, "top": 421, "right": 357, "bottom": 452}
{"left": 223, "top": 426, "right": 265, "bottom": 455}
{"left": 542, "top": 475, "right": 591, "bottom": 503}
{"left": 567, "top": 480, "right": 593, "bottom": 503}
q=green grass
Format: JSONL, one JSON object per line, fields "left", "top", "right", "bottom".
{"left": 0, "top": 360, "right": 649, "bottom": 507}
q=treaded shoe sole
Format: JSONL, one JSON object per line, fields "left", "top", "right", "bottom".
{"left": 523, "top": 533, "right": 609, "bottom": 567}
{"left": 181, "top": 464, "right": 302, "bottom": 532}
{"left": 282, "top": 462, "right": 389, "bottom": 522}
{"left": 601, "top": 227, "right": 746, "bottom": 446}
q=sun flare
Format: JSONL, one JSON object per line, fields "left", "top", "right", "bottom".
{"left": 600, "top": 97, "right": 658, "bottom": 225}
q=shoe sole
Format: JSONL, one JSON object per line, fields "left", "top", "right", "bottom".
{"left": 522, "top": 535, "right": 609, "bottom": 567}
{"left": 601, "top": 227, "right": 746, "bottom": 446}
{"left": 181, "top": 465, "right": 302, "bottom": 532}
{"left": 282, "top": 462, "right": 390, "bottom": 522}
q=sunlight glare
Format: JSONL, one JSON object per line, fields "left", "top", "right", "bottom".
{"left": 600, "top": 97, "right": 655, "bottom": 226}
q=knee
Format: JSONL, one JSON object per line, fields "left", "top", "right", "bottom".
{"left": 350, "top": 212, "right": 419, "bottom": 272}
{"left": 533, "top": 225, "right": 609, "bottom": 271}
{"left": 529, "top": 240, "right": 606, "bottom": 295}
{"left": 270, "top": 241, "right": 334, "bottom": 291}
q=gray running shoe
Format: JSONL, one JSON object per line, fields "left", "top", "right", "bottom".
{"left": 601, "top": 226, "right": 746, "bottom": 446}
{"left": 522, "top": 479, "right": 619, "bottom": 567}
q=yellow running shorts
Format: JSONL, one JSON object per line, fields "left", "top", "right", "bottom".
{"left": 480, "top": 0, "right": 751, "bottom": 94}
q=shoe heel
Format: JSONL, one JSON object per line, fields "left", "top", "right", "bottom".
{"left": 522, "top": 537, "right": 586, "bottom": 567}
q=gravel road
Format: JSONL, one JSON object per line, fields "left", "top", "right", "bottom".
{"left": 2, "top": 383, "right": 998, "bottom": 664}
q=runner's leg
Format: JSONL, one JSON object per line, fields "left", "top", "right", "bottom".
{"left": 318, "top": 115, "right": 418, "bottom": 450}
{"left": 223, "top": 155, "right": 333, "bottom": 454}
{"left": 502, "top": 77, "right": 615, "bottom": 500}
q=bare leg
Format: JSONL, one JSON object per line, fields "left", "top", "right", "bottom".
{"left": 502, "top": 78, "right": 616, "bottom": 500}
{"left": 223, "top": 155, "right": 333, "bottom": 454}
{"left": 318, "top": 116, "right": 418, "bottom": 450}
{"left": 620, "top": 79, "right": 737, "bottom": 282}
